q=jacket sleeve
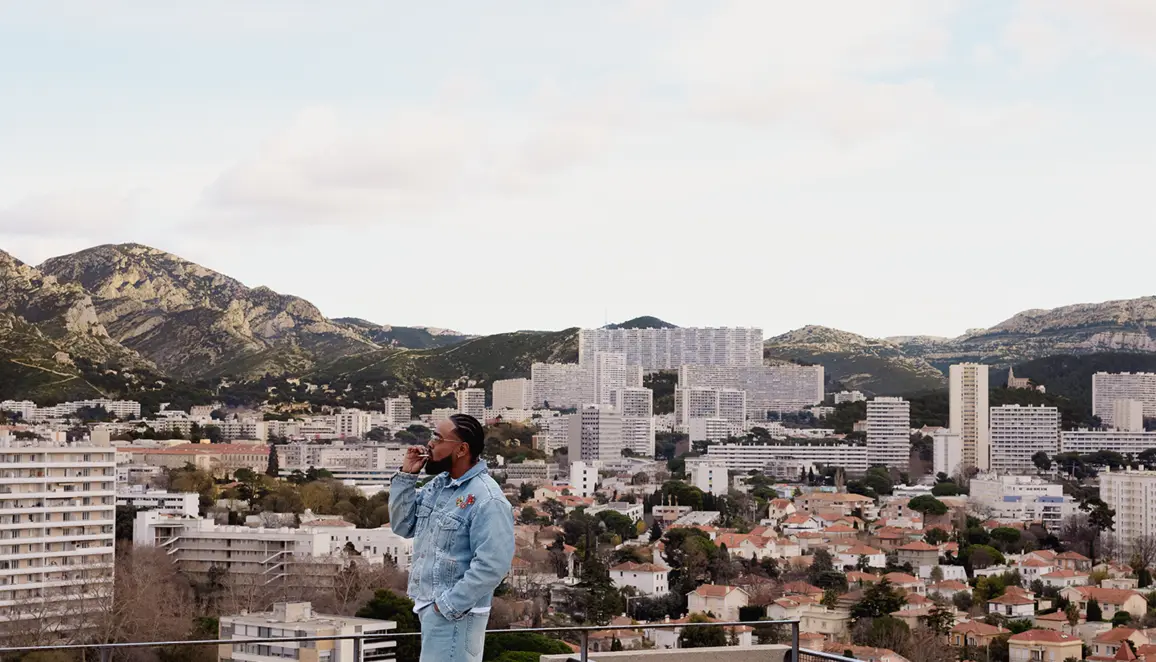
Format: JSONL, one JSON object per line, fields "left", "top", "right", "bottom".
{"left": 388, "top": 472, "right": 423, "bottom": 539}
{"left": 435, "top": 496, "right": 515, "bottom": 619}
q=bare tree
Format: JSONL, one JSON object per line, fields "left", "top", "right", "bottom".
{"left": 1130, "top": 534, "right": 1156, "bottom": 571}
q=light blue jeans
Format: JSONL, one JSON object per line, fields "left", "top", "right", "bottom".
{"left": 418, "top": 604, "right": 489, "bottom": 662}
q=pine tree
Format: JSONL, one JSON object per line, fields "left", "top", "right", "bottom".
{"left": 266, "top": 444, "right": 280, "bottom": 477}
{"left": 1087, "top": 598, "right": 1103, "bottom": 622}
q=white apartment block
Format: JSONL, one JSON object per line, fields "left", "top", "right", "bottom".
{"left": 567, "top": 406, "right": 624, "bottom": 463}
{"left": 430, "top": 408, "right": 456, "bottom": 425}
{"left": 531, "top": 363, "right": 594, "bottom": 409}
{"left": 687, "top": 460, "right": 729, "bottom": 496}
{"left": 611, "top": 387, "right": 655, "bottom": 456}
{"left": 213, "top": 417, "right": 268, "bottom": 442}
{"left": 704, "top": 441, "right": 869, "bottom": 473}
{"left": 970, "top": 473, "right": 1074, "bottom": 530}
{"left": 1094, "top": 373, "right": 1156, "bottom": 429}
{"left": 1102, "top": 470, "right": 1156, "bottom": 556}
{"left": 689, "top": 418, "right": 734, "bottom": 443}
{"left": 1114, "top": 399, "right": 1145, "bottom": 432}
{"left": 219, "top": 601, "right": 397, "bottom": 662}
{"left": 116, "top": 487, "right": 199, "bottom": 516}
{"left": 834, "top": 391, "right": 866, "bottom": 404}
{"left": 989, "top": 405, "right": 1060, "bottom": 474}
{"left": 491, "top": 378, "right": 534, "bottom": 411}
{"left": 501, "top": 460, "right": 556, "bottom": 483}
{"left": 0, "top": 440, "right": 117, "bottom": 630}
{"left": 610, "top": 562, "right": 669, "bottom": 597}
{"left": 1061, "top": 429, "right": 1156, "bottom": 456}
{"left": 578, "top": 327, "right": 763, "bottom": 370}
{"left": 592, "top": 352, "right": 642, "bottom": 406}
{"left": 950, "top": 363, "right": 990, "bottom": 470}
{"left": 335, "top": 410, "right": 372, "bottom": 439}
{"left": 538, "top": 416, "right": 570, "bottom": 455}
{"left": 674, "top": 387, "right": 746, "bottom": 427}
{"left": 933, "top": 429, "right": 963, "bottom": 477}
{"left": 382, "top": 397, "right": 412, "bottom": 426}
{"left": 570, "top": 461, "right": 600, "bottom": 498}
{"left": 867, "top": 397, "right": 910, "bottom": 470}
{"left": 678, "top": 364, "right": 824, "bottom": 414}
{"left": 0, "top": 398, "right": 142, "bottom": 422}
{"left": 456, "top": 388, "right": 485, "bottom": 420}
{"left": 279, "top": 443, "right": 408, "bottom": 486}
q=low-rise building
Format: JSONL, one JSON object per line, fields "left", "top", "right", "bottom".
{"left": 896, "top": 541, "right": 940, "bottom": 568}
{"left": 687, "top": 584, "right": 749, "bottom": 621}
{"left": 116, "top": 487, "right": 200, "bottom": 516}
{"left": 219, "top": 601, "right": 396, "bottom": 662}
{"left": 988, "top": 591, "right": 1036, "bottom": 618}
{"left": 1007, "top": 629, "right": 1082, "bottom": 662}
{"left": 951, "top": 621, "right": 1010, "bottom": 648}
{"left": 610, "top": 562, "right": 669, "bottom": 596}
{"left": 1060, "top": 586, "right": 1148, "bottom": 620}
{"left": 1040, "top": 569, "right": 1089, "bottom": 589}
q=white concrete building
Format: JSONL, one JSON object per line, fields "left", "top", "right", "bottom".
{"left": 578, "top": 327, "right": 763, "bottom": 370}
{"left": 835, "top": 391, "right": 866, "bottom": 404}
{"left": 491, "top": 378, "right": 533, "bottom": 411}
{"left": 531, "top": 363, "right": 593, "bottom": 409}
{"left": 1114, "top": 399, "right": 1145, "bottom": 432}
{"left": 567, "top": 406, "right": 624, "bottom": 463}
{"left": 502, "top": 460, "right": 556, "bottom": 483}
{"left": 592, "top": 352, "right": 642, "bottom": 406}
{"left": 704, "top": 441, "right": 869, "bottom": 473}
{"left": 1101, "top": 470, "right": 1156, "bottom": 557}
{"left": 970, "top": 473, "right": 1074, "bottom": 530}
{"left": 116, "top": 487, "right": 199, "bottom": 516}
{"left": 1061, "top": 429, "right": 1156, "bottom": 456}
{"left": 335, "top": 409, "right": 372, "bottom": 439}
{"left": 688, "top": 418, "right": 734, "bottom": 443}
{"left": 279, "top": 443, "right": 408, "bottom": 487}
{"left": 219, "top": 601, "right": 397, "bottom": 662}
{"left": 688, "top": 460, "right": 729, "bottom": 496}
{"left": 539, "top": 416, "right": 570, "bottom": 455}
{"left": 678, "top": 364, "right": 824, "bottom": 414}
{"left": 950, "top": 363, "right": 990, "bottom": 470}
{"left": 456, "top": 388, "right": 485, "bottom": 420}
{"left": 430, "top": 408, "right": 456, "bottom": 425}
{"left": 989, "top": 405, "right": 1060, "bottom": 474}
{"left": 569, "top": 461, "right": 600, "bottom": 498}
{"left": 867, "top": 397, "right": 910, "bottom": 470}
{"left": 1093, "top": 373, "right": 1156, "bottom": 430}
{"left": 0, "top": 398, "right": 142, "bottom": 422}
{"left": 609, "top": 562, "right": 669, "bottom": 596}
{"left": 0, "top": 439, "right": 116, "bottom": 630}
{"left": 612, "top": 387, "right": 654, "bottom": 456}
{"left": 674, "top": 387, "right": 746, "bottom": 428}
{"left": 933, "top": 429, "right": 963, "bottom": 477}
{"left": 382, "top": 397, "right": 412, "bottom": 426}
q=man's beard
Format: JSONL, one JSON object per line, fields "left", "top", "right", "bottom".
{"left": 424, "top": 454, "right": 453, "bottom": 475}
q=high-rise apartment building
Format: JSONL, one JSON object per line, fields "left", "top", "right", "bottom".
{"left": 686, "top": 460, "right": 729, "bottom": 497}
{"left": 1061, "top": 429, "right": 1156, "bottom": 456}
{"left": 989, "top": 405, "right": 1061, "bottom": 473}
{"left": 950, "top": 363, "right": 990, "bottom": 470}
{"left": 335, "top": 409, "right": 372, "bottom": 438}
{"left": 678, "top": 364, "right": 824, "bottom": 414}
{"left": 578, "top": 327, "right": 763, "bottom": 370}
{"left": 220, "top": 602, "right": 397, "bottom": 662}
{"left": 971, "top": 473, "right": 1074, "bottom": 531}
{"left": 456, "top": 388, "right": 485, "bottom": 420}
{"left": 933, "top": 429, "right": 962, "bottom": 477}
{"left": 567, "top": 405, "right": 624, "bottom": 462}
{"left": 1100, "top": 470, "right": 1156, "bottom": 555}
{"left": 834, "top": 391, "right": 866, "bottom": 404}
{"left": 491, "top": 378, "right": 534, "bottom": 411}
{"left": 531, "top": 363, "right": 594, "bottom": 409}
{"left": 867, "top": 397, "right": 910, "bottom": 470}
{"left": 592, "top": 352, "right": 642, "bottom": 406}
{"left": 1114, "top": 399, "right": 1145, "bottom": 432}
{"left": 1093, "top": 372, "right": 1156, "bottom": 429}
{"left": 0, "top": 440, "right": 116, "bottom": 631}
{"left": 718, "top": 390, "right": 747, "bottom": 427}
{"left": 383, "top": 397, "right": 412, "bottom": 426}
{"left": 674, "top": 387, "right": 747, "bottom": 428}
{"left": 612, "top": 387, "right": 655, "bottom": 456}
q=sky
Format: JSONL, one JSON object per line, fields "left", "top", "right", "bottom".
{"left": 2, "top": 1, "right": 1156, "bottom": 339}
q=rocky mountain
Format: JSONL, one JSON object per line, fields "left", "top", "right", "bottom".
{"left": 38, "top": 244, "right": 378, "bottom": 379}
{"left": 604, "top": 316, "right": 677, "bottom": 330}
{"left": 764, "top": 325, "right": 947, "bottom": 395}
{"left": 335, "top": 318, "right": 471, "bottom": 350}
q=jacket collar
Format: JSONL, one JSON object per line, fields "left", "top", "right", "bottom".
{"left": 448, "top": 459, "right": 488, "bottom": 487}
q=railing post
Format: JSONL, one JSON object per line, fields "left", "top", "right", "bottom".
{"left": 99, "top": 646, "right": 112, "bottom": 662}
{"left": 353, "top": 635, "right": 363, "bottom": 662}
{"left": 791, "top": 620, "right": 800, "bottom": 662}
{"left": 579, "top": 629, "right": 589, "bottom": 662}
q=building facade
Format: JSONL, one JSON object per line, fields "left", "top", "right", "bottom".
{"left": 491, "top": 378, "right": 534, "bottom": 411}
{"left": 531, "top": 363, "right": 593, "bottom": 409}
{"left": 989, "top": 405, "right": 1060, "bottom": 473}
{"left": 867, "top": 397, "right": 910, "bottom": 470}
{"left": 1093, "top": 373, "right": 1156, "bottom": 429}
{"left": 1101, "top": 470, "right": 1156, "bottom": 556}
{"left": 219, "top": 601, "right": 397, "bottom": 662}
{"left": 578, "top": 327, "right": 763, "bottom": 370}
{"left": 951, "top": 363, "right": 990, "bottom": 471}
{"left": 567, "top": 406, "right": 623, "bottom": 462}
{"left": 1061, "top": 429, "right": 1156, "bottom": 456}
{"left": 116, "top": 487, "right": 199, "bottom": 516}
{"left": 612, "top": 387, "right": 655, "bottom": 456}
{"left": 704, "top": 441, "right": 869, "bottom": 473}
{"left": 678, "top": 364, "right": 824, "bottom": 415}
{"left": 382, "top": 397, "right": 412, "bottom": 426}
{"left": 970, "top": 473, "right": 1074, "bottom": 530}
{"left": 456, "top": 388, "right": 485, "bottom": 420}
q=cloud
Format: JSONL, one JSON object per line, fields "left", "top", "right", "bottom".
{"left": 0, "top": 191, "right": 137, "bottom": 236}
{"left": 1004, "top": 0, "right": 1156, "bottom": 67}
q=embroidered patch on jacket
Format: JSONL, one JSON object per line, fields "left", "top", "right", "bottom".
{"left": 456, "top": 494, "right": 476, "bottom": 509}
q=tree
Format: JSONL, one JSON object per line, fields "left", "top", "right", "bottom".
{"left": 483, "top": 632, "right": 572, "bottom": 660}
{"left": 851, "top": 578, "right": 907, "bottom": 619}
{"left": 931, "top": 482, "right": 960, "bottom": 497}
{"left": 1080, "top": 498, "right": 1116, "bottom": 565}
{"left": 908, "top": 495, "right": 948, "bottom": 517}
{"left": 1065, "top": 602, "right": 1080, "bottom": 628}
{"left": 1087, "top": 597, "right": 1103, "bottom": 622}
{"left": 953, "top": 591, "right": 973, "bottom": 612}
{"left": 680, "top": 614, "right": 727, "bottom": 648}
{"left": 1112, "top": 610, "right": 1133, "bottom": 627}
{"left": 358, "top": 589, "right": 421, "bottom": 662}
{"left": 266, "top": 444, "right": 280, "bottom": 477}
{"left": 854, "top": 615, "right": 911, "bottom": 651}
{"left": 925, "top": 528, "right": 949, "bottom": 545}
{"left": 203, "top": 424, "right": 223, "bottom": 443}
{"left": 929, "top": 566, "right": 945, "bottom": 584}
{"left": 990, "top": 527, "right": 1022, "bottom": 551}
{"left": 921, "top": 605, "right": 955, "bottom": 636}
{"left": 1032, "top": 451, "right": 1053, "bottom": 472}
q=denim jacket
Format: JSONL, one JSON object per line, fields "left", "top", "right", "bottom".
{"left": 389, "top": 460, "right": 515, "bottom": 620}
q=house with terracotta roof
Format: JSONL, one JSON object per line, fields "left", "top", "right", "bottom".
{"left": 821, "top": 524, "right": 858, "bottom": 540}
{"left": 1056, "top": 551, "right": 1092, "bottom": 572}
{"left": 767, "top": 594, "right": 818, "bottom": 620}
{"left": 648, "top": 614, "right": 754, "bottom": 650}
{"left": 928, "top": 580, "right": 971, "bottom": 600}
{"left": 1008, "top": 629, "right": 1083, "bottom": 662}
{"left": 847, "top": 571, "right": 880, "bottom": 586}
{"left": 988, "top": 591, "right": 1036, "bottom": 618}
{"left": 1061, "top": 586, "right": 1148, "bottom": 620}
{"left": 783, "top": 581, "right": 825, "bottom": 598}
{"left": 896, "top": 541, "right": 940, "bottom": 568}
{"left": 1041, "top": 569, "right": 1090, "bottom": 589}
{"left": 1089, "top": 627, "right": 1149, "bottom": 661}
{"left": 883, "top": 572, "right": 926, "bottom": 595}
{"left": 767, "top": 498, "right": 797, "bottom": 522}
{"left": 799, "top": 603, "right": 853, "bottom": 640}
{"left": 610, "top": 562, "right": 669, "bottom": 596}
{"left": 783, "top": 513, "right": 825, "bottom": 534}
{"left": 837, "top": 543, "right": 886, "bottom": 569}
{"left": 1018, "top": 556, "right": 1057, "bottom": 581}
{"left": 952, "top": 621, "right": 1010, "bottom": 648}
{"left": 796, "top": 491, "right": 877, "bottom": 517}
{"left": 817, "top": 643, "right": 909, "bottom": 662}
{"left": 687, "top": 584, "right": 749, "bottom": 621}
{"left": 1032, "top": 610, "right": 1080, "bottom": 634}
{"left": 1027, "top": 549, "right": 1058, "bottom": 563}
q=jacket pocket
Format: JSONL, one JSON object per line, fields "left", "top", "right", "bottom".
{"left": 436, "top": 512, "right": 465, "bottom": 551}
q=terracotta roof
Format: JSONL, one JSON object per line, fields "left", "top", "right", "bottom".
{"left": 611, "top": 562, "right": 669, "bottom": 573}
{"left": 883, "top": 572, "right": 921, "bottom": 584}
{"left": 845, "top": 544, "right": 883, "bottom": 555}
{"left": 692, "top": 584, "right": 742, "bottom": 598}
{"left": 1057, "top": 551, "right": 1091, "bottom": 561}
{"left": 1115, "top": 642, "right": 1138, "bottom": 662}
{"left": 1031, "top": 550, "right": 1057, "bottom": 560}
{"left": 1008, "top": 629, "right": 1080, "bottom": 643}
{"left": 784, "top": 514, "right": 816, "bottom": 525}
{"left": 1070, "top": 586, "right": 1142, "bottom": 606}
{"left": 952, "top": 621, "right": 1010, "bottom": 636}
{"left": 1021, "top": 558, "right": 1053, "bottom": 568}
{"left": 1042, "top": 569, "right": 1088, "bottom": 579}
{"left": 1095, "top": 628, "right": 1139, "bottom": 644}
{"left": 905, "top": 594, "right": 930, "bottom": 605}
{"left": 770, "top": 499, "right": 792, "bottom": 509}
{"left": 783, "top": 581, "right": 824, "bottom": 595}
{"left": 847, "top": 571, "right": 880, "bottom": 583}
{"left": 931, "top": 580, "right": 970, "bottom": 591}
{"left": 1034, "top": 611, "right": 1070, "bottom": 622}
{"left": 988, "top": 592, "right": 1034, "bottom": 606}
{"left": 898, "top": 541, "right": 939, "bottom": 551}
{"left": 823, "top": 524, "right": 857, "bottom": 534}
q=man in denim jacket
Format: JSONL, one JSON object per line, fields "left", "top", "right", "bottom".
{"left": 390, "top": 413, "right": 515, "bottom": 662}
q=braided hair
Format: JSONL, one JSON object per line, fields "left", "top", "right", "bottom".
{"left": 449, "top": 413, "right": 485, "bottom": 461}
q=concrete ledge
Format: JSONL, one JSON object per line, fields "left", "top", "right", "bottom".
{"left": 542, "top": 643, "right": 792, "bottom": 662}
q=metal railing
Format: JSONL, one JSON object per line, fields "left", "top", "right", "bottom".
{"left": 0, "top": 618, "right": 810, "bottom": 662}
